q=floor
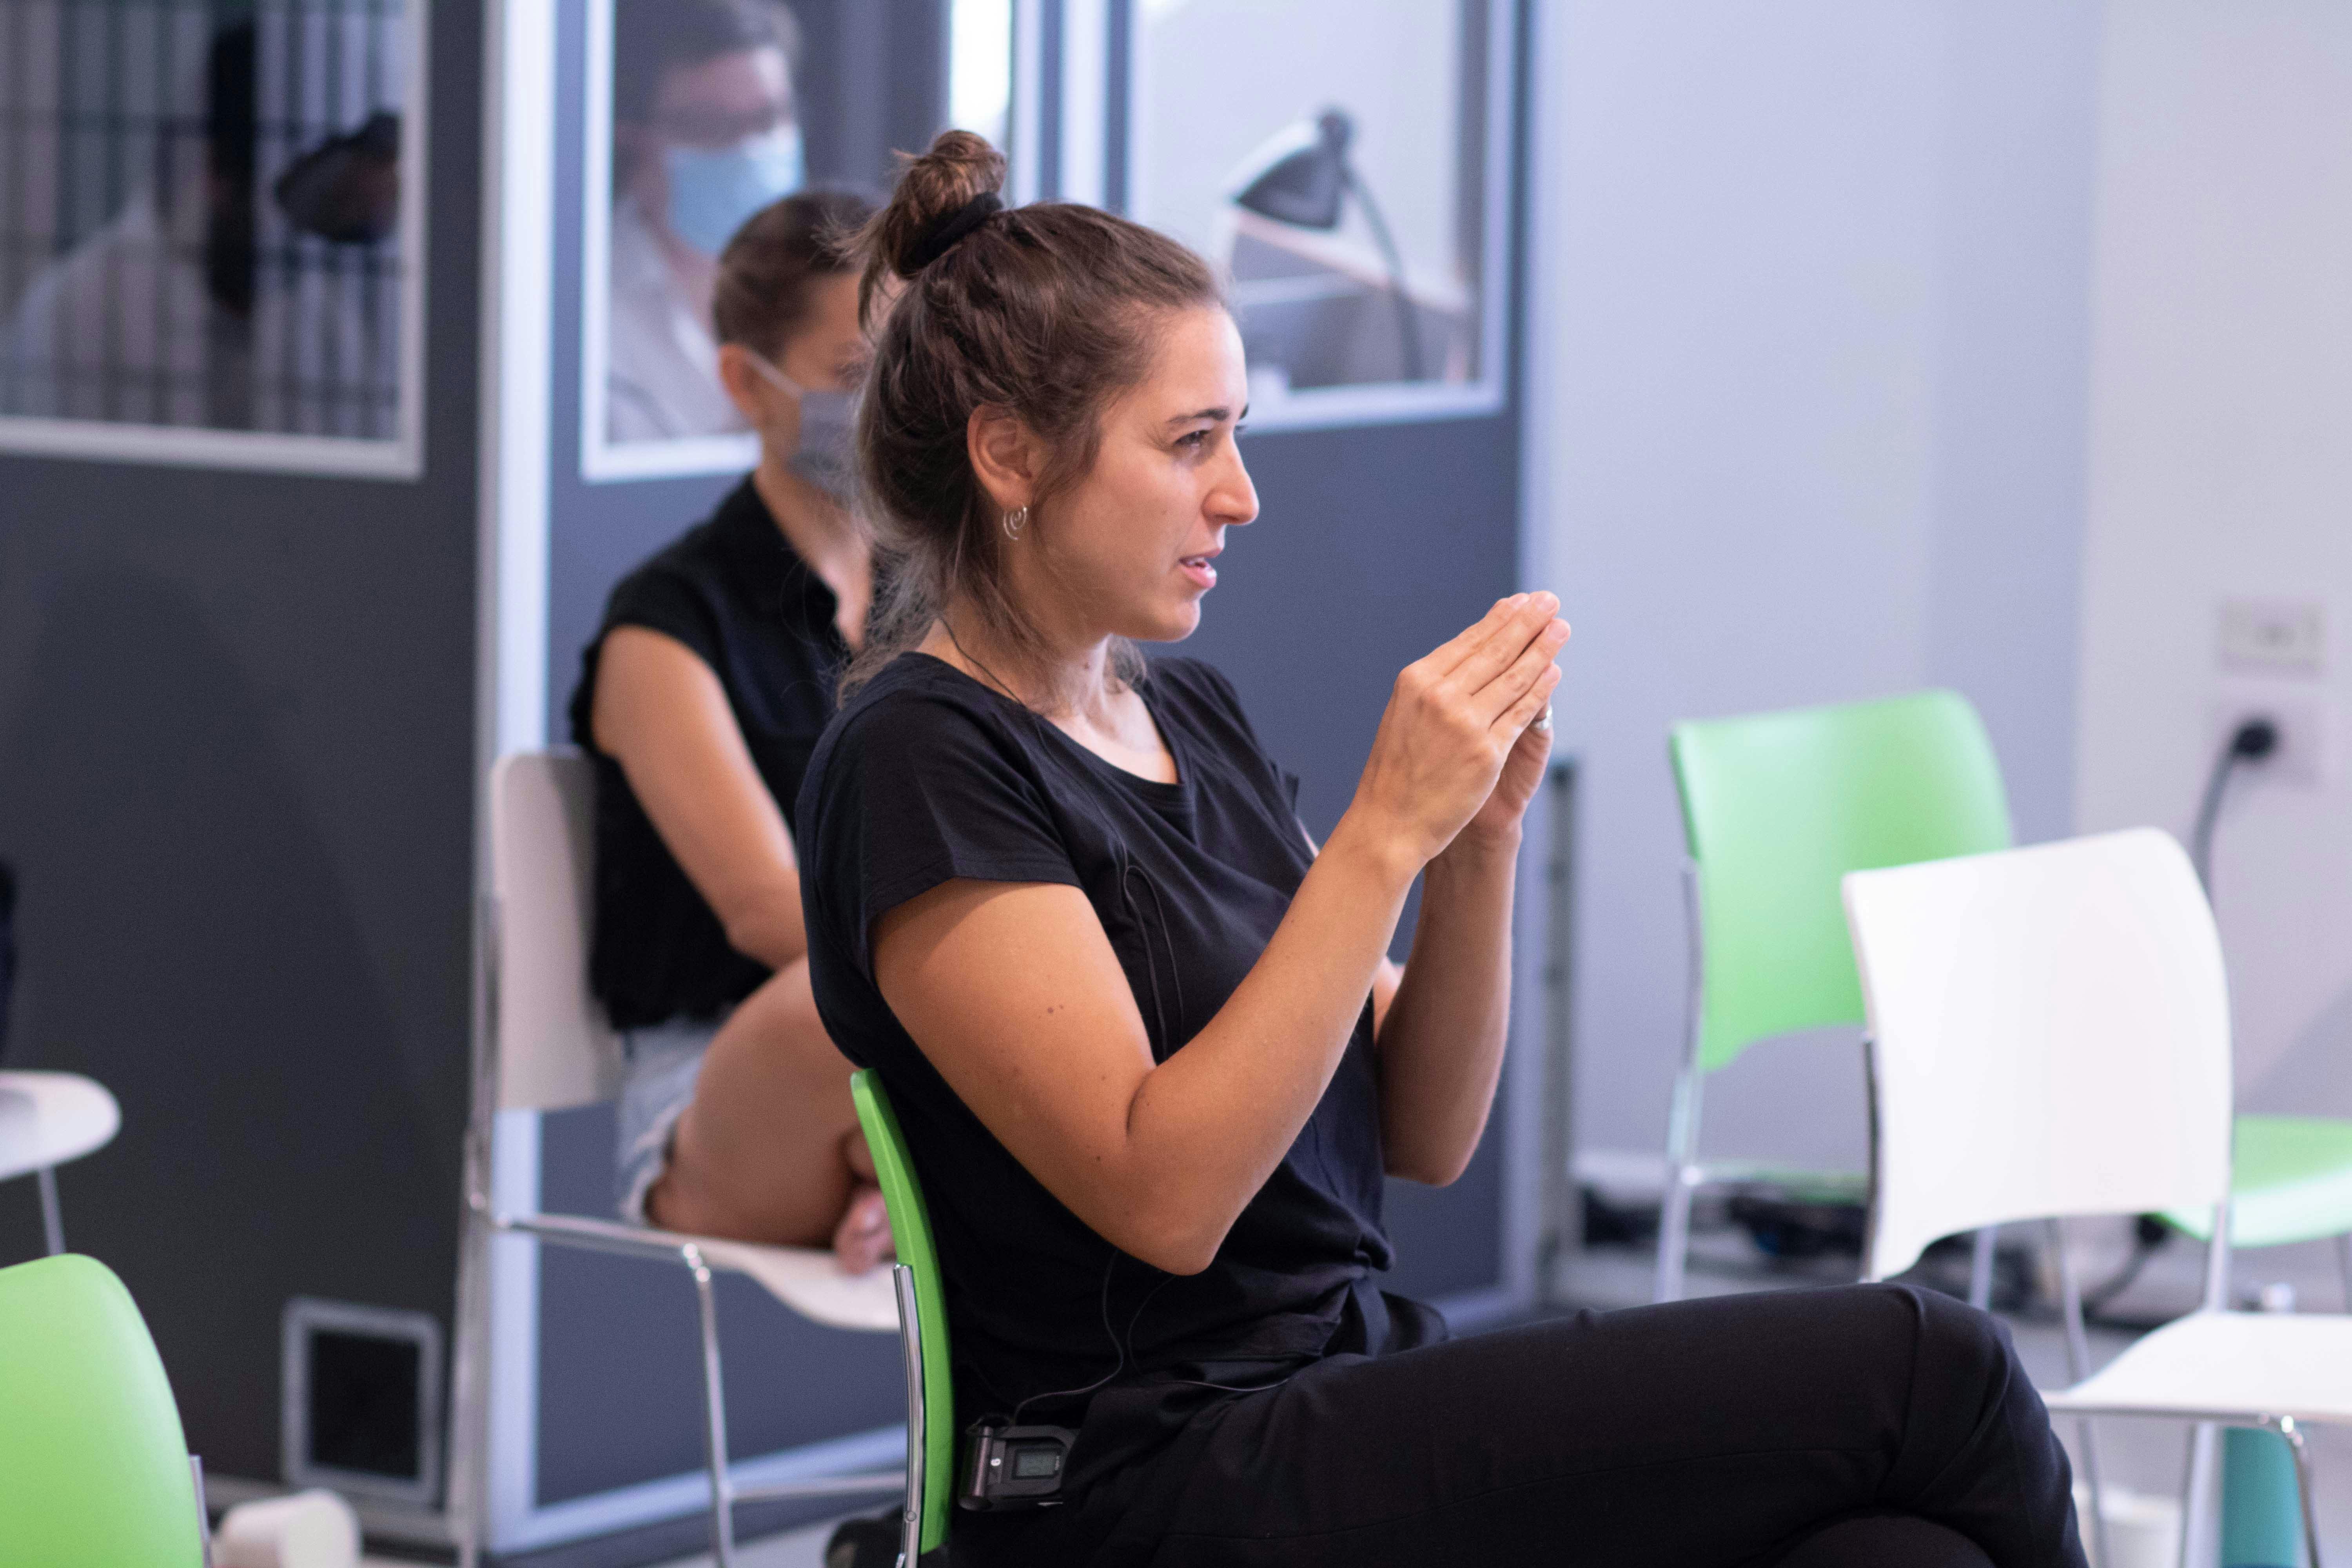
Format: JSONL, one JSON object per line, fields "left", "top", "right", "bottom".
{"left": 618, "top": 1514, "right": 849, "bottom": 1568}
{"left": 509, "top": 1218, "right": 2348, "bottom": 1568}
{"left": 357, "top": 1514, "right": 853, "bottom": 1568}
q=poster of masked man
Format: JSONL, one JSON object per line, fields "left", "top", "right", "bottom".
{"left": 582, "top": 0, "right": 1009, "bottom": 480}
{"left": 598, "top": 0, "right": 800, "bottom": 451}
{"left": 582, "top": 0, "right": 811, "bottom": 479}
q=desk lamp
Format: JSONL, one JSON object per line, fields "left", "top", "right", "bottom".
{"left": 1231, "top": 108, "right": 1424, "bottom": 380}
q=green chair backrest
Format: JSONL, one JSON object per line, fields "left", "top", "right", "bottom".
{"left": 1672, "top": 689, "right": 2011, "bottom": 1074}
{"left": 850, "top": 1069, "right": 954, "bottom": 1557}
{"left": 0, "top": 1253, "right": 204, "bottom": 1568}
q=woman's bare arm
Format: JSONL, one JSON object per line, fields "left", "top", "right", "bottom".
{"left": 1310, "top": 653, "right": 1558, "bottom": 1184}
{"left": 871, "top": 595, "right": 1565, "bottom": 1275}
{"left": 875, "top": 833, "right": 1412, "bottom": 1275}
{"left": 1372, "top": 829, "right": 1522, "bottom": 1184}
{"left": 591, "top": 626, "right": 806, "bottom": 970}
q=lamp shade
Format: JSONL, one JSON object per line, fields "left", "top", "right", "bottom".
{"left": 1232, "top": 109, "right": 1353, "bottom": 230}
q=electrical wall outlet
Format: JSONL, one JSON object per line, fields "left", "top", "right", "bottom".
{"left": 2218, "top": 596, "right": 2326, "bottom": 675}
{"left": 2209, "top": 691, "right": 2327, "bottom": 786}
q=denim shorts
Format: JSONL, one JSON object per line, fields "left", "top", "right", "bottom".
{"left": 613, "top": 1014, "right": 724, "bottom": 1224}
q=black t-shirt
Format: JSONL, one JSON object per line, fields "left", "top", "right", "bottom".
{"left": 569, "top": 478, "right": 850, "bottom": 1029}
{"left": 799, "top": 652, "right": 1426, "bottom": 1476}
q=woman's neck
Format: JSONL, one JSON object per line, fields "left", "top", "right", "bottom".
{"left": 927, "top": 599, "right": 1117, "bottom": 724}
{"left": 929, "top": 602, "right": 1174, "bottom": 784}
{"left": 753, "top": 456, "right": 870, "bottom": 644}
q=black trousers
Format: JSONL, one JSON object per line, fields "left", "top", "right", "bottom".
{"left": 956, "top": 1283, "right": 2086, "bottom": 1568}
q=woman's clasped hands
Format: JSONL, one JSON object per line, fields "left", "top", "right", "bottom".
{"left": 1345, "top": 592, "right": 1570, "bottom": 869}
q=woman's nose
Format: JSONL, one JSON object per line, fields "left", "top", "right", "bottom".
{"left": 1212, "top": 454, "right": 1259, "bottom": 527}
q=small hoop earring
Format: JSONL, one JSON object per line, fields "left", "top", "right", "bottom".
{"left": 1002, "top": 505, "right": 1029, "bottom": 541}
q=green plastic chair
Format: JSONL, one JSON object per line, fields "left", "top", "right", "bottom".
{"left": 2166, "top": 1115, "right": 2352, "bottom": 1270}
{"left": 0, "top": 1253, "right": 207, "bottom": 1567}
{"left": 1655, "top": 690, "right": 2013, "bottom": 1301}
{"left": 851, "top": 1069, "right": 955, "bottom": 1566}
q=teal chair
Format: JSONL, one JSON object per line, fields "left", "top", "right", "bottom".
{"left": 0, "top": 1253, "right": 209, "bottom": 1567}
{"left": 1655, "top": 690, "right": 2013, "bottom": 1301}
{"left": 851, "top": 1069, "right": 954, "bottom": 1566}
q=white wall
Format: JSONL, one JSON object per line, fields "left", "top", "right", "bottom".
{"left": 1526, "top": 1, "right": 2100, "bottom": 1170}
{"left": 2077, "top": 1, "right": 2352, "bottom": 1113}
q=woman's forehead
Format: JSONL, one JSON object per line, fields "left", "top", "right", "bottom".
{"left": 1135, "top": 309, "right": 1247, "bottom": 415}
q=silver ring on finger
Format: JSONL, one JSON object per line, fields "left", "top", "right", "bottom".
{"left": 1533, "top": 703, "right": 1553, "bottom": 733}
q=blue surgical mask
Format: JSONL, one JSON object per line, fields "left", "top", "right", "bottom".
{"left": 664, "top": 123, "right": 804, "bottom": 256}
{"left": 748, "top": 351, "right": 858, "bottom": 499}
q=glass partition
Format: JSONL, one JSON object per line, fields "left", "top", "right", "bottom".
{"left": 0, "top": 0, "right": 425, "bottom": 474}
{"left": 1123, "top": 0, "right": 1513, "bottom": 429}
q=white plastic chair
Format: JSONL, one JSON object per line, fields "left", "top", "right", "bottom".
{"left": 1847, "top": 827, "right": 2352, "bottom": 1568}
{"left": 466, "top": 751, "right": 904, "bottom": 1566}
{"left": 0, "top": 1070, "right": 121, "bottom": 1256}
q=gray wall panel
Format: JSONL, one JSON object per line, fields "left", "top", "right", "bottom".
{"left": 0, "top": 0, "right": 484, "bottom": 1489}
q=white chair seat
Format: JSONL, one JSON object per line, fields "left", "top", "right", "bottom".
{"left": 2045, "top": 1310, "right": 2352, "bottom": 1427}
{"left": 694, "top": 1234, "right": 901, "bottom": 1334}
{"left": 0, "top": 1072, "right": 121, "bottom": 1184}
{"left": 503, "top": 1209, "right": 900, "bottom": 1333}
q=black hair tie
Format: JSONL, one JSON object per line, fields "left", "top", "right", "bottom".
{"left": 907, "top": 191, "right": 1002, "bottom": 271}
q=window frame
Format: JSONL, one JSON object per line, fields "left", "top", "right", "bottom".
{"left": 574, "top": 0, "right": 762, "bottom": 483}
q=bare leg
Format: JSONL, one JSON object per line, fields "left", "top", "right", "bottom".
{"left": 646, "top": 957, "right": 889, "bottom": 1267}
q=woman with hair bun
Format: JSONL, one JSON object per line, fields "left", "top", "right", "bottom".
{"left": 573, "top": 186, "right": 891, "bottom": 1268}
{"left": 797, "top": 132, "right": 2086, "bottom": 1567}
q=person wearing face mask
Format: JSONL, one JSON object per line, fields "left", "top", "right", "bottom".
{"left": 604, "top": 0, "right": 806, "bottom": 444}
{"left": 569, "top": 189, "right": 891, "bottom": 1268}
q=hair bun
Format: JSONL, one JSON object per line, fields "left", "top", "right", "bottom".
{"left": 873, "top": 130, "right": 1008, "bottom": 281}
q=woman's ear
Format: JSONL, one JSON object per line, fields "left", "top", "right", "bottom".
{"left": 716, "top": 343, "right": 774, "bottom": 430}
{"left": 967, "top": 404, "right": 1042, "bottom": 514}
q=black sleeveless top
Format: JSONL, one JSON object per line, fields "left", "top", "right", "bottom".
{"left": 798, "top": 653, "right": 1436, "bottom": 1490}
{"left": 569, "top": 479, "right": 850, "bottom": 1029}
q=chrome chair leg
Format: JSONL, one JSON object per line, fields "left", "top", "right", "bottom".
{"left": 2275, "top": 1416, "right": 2324, "bottom": 1568}
{"left": 2180, "top": 1422, "right": 2222, "bottom": 1568}
{"left": 1655, "top": 859, "right": 1710, "bottom": 1307}
{"left": 892, "top": 1265, "right": 924, "bottom": 1568}
{"left": 1654, "top": 1168, "right": 1696, "bottom": 1304}
{"left": 2049, "top": 1220, "right": 2114, "bottom": 1568}
{"left": 683, "top": 1245, "right": 736, "bottom": 1568}
{"left": 36, "top": 1165, "right": 64, "bottom": 1256}
{"left": 192, "top": 1455, "right": 212, "bottom": 1568}
{"left": 1967, "top": 1225, "right": 1998, "bottom": 1311}
{"left": 1654, "top": 1067, "right": 1703, "bottom": 1303}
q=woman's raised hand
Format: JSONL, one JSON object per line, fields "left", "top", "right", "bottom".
{"left": 1343, "top": 593, "right": 1569, "bottom": 870}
